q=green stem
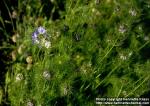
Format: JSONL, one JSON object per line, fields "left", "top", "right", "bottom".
{"left": 125, "top": 76, "right": 150, "bottom": 97}
{"left": 95, "top": 63, "right": 121, "bottom": 89}
{"left": 117, "top": 83, "right": 123, "bottom": 97}
{"left": 138, "top": 41, "right": 150, "bottom": 51}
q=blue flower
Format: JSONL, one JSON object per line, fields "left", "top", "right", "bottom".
{"left": 37, "top": 26, "right": 46, "bottom": 34}
{"left": 32, "top": 26, "right": 51, "bottom": 48}
{"left": 32, "top": 26, "right": 47, "bottom": 43}
{"left": 32, "top": 32, "right": 38, "bottom": 43}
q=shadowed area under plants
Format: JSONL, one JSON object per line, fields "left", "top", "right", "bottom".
{"left": 0, "top": 0, "right": 150, "bottom": 106}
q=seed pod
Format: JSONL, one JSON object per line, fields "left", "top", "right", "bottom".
{"left": 26, "top": 56, "right": 33, "bottom": 64}
{"left": 11, "top": 50, "right": 17, "bottom": 61}
{"left": 16, "top": 73, "right": 23, "bottom": 81}
{"left": 11, "top": 34, "right": 17, "bottom": 43}
{"left": 27, "top": 64, "right": 32, "bottom": 70}
{"left": 17, "top": 44, "right": 26, "bottom": 55}
{"left": 43, "top": 71, "right": 51, "bottom": 80}
{"left": 27, "top": 100, "right": 34, "bottom": 106}
{"left": 11, "top": 10, "right": 18, "bottom": 19}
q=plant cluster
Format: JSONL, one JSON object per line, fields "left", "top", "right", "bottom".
{"left": 0, "top": 0, "right": 150, "bottom": 106}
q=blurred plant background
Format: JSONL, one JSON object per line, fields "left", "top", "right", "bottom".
{"left": 0, "top": 0, "right": 150, "bottom": 106}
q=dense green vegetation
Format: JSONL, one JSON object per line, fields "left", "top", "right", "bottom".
{"left": 0, "top": 0, "right": 150, "bottom": 106}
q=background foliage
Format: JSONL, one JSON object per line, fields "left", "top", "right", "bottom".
{"left": 0, "top": 0, "right": 150, "bottom": 106}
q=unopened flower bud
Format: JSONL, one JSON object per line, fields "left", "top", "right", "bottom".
{"left": 11, "top": 50, "right": 17, "bottom": 61}
{"left": 12, "top": 35, "right": 17, "bottom": 43}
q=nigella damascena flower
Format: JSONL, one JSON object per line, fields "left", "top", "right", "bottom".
{"left": 37, "top": 26, "right": 46, "bottom": 34}
{"left": 32, "top": 26, "right": 51, "bottom": 48}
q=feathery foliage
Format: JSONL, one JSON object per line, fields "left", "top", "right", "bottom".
{"left": 0, "top": 0, "right": 150, "bottom": 105}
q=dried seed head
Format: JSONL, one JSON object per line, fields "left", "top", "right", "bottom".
{"left": 43, "top": 71, "right": 51, "bottom": 80}
{"left": 11, "top": 10, "right": 17, "bottom": 19}
{"left": 26, "top": 56, "right": 33, "bottom": 64}
{"left": 16, "top": 73, "right": 23, "bottom": 81}
{"left": 12, "top": 34, "right": 17, "bottom": 43}
{"left": 17, "top": 44, "right": 26, "bottom": 55}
